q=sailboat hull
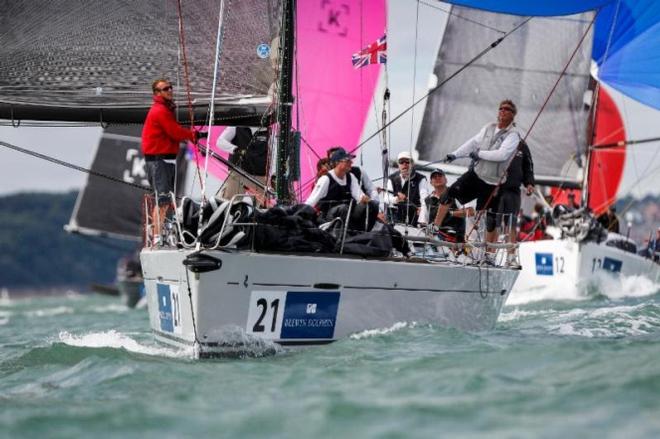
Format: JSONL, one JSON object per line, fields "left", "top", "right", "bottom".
{"left": 513, "top": 239, "right": 660, "bottom": 296}
{"left": 141, "top": 248, "right": 518, "bottom": 358}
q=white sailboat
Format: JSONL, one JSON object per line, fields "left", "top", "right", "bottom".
{"left": 511, "top": 0, "right": 660, "bottom": 296}
{"left": 6, "top": 1, "right": 645, "bottom": 357}
{"left": 138, "top": 0, "right": 519, "bottom": 357}
{"left": 414, "top": 1, "right": 660, "bottom": 300}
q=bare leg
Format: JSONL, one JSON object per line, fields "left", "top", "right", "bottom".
{"left": 151, "top": 204, "right": 169, "bottom": 243}
{"left": 508, "top": 228, "right": 517, "bottom": 256}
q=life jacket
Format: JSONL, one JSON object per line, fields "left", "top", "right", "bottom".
{"left": 351, "top": 166, "right": 370, "bottom": 195}
{"left": 228, "top": 127, "right": 268, "bottom": 176}
{"left": 425, "top": 193, "right": 466, "bottom": 240}
{"left": 473, "top": 123, "right": 519, "bottom": 185}
{"left": 390, "top": 171, "right": 425, "bottom": 207}
{"left": 317, "top": 173, "right": 353, "bottom": 214}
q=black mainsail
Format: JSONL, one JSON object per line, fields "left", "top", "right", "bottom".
{"left": 0, "top": 0, "right": 281, "bottom": 125}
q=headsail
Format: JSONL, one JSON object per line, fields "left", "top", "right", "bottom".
{"left": 293, "top": 0, "right": 385, "bottom": 198}
{"left": 187, "top": 0, "right": 386, "bottom": 199}
{"left": 416, "top": 6, "right": 595, "bottom": 184}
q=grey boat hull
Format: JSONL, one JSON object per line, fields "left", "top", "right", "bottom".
{"left": 141, "top": 248, "right": 518, "bottom": 357}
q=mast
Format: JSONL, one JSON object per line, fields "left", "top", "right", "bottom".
{"left": 275, "top": 0, "right": 296, "bottom": 202}
{"left": 581, "top": 79, "right": 600, "bottom": 209}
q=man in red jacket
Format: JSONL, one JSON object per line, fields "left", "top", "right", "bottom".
{"left": 142, "top": 78, "right": 197, "bottom": 244}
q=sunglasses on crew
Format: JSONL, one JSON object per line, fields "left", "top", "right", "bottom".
{"left": 157, "top": 85, "right": 173, "bottom": 92}
{"left": 499, "top": 106, "right": 514, "bottom": 113}
{"left": 398, "top": 159, "right": 410, "bottom": 165}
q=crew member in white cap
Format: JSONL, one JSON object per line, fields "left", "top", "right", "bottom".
{"left": 385, "top": 151, "right": 430, "bottom": 225}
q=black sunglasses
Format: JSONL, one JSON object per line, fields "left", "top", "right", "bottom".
{"left": 157, "top": 85, "right": 173, "bottom": 92}
{"left": 398, "top": 159, "right": 410, "bottom": 164}
{"left": 499, "top": 106, "right": 514, "bottom": 113}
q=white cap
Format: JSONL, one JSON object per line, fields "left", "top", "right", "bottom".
{"left": 397, "top": 151, "right": 413, "bottom": 162}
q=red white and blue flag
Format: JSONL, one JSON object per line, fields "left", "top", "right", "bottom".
{"left": 351, "top": 34, "right": 387, "bottom": 69}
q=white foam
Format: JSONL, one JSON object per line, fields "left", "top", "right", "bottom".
{"left": 58, "top": 330, "right": 192, "bottom": 358}
{"left": 88, "top": 304, "right": 131, "bottom": 313}
{"left": 26, "top": 306, "right": 74, "bottom": 317}
{"left": 595, "top": 274, "right": 659, "bottom": 300}
{"left": 499, "top": 308, "right": 554, "bottom": 322}
{"left": 350, "top": 322, "right": 412, "bottom": 340}
{"left": 547, "top": 302, "right": 660, "bottom": 338}
{"left": 508, "top": 272, "right": 659, "bottom": 306}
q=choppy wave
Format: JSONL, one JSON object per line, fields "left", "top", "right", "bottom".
{"left": 509, "top": 272, "right": 659, "bottom": 305}
{"left": 25, "top": 306, "right": 75, "bottom": 317}
{"left": 86, "top": 304, "right": 132, "bottom": 314}
{"left": 58, "top": 330, "right": 192, "bottom": 359}
{"left": 350, "top": 322, "right": 414, "bottom": 340}
{"left": 503, "top": 300, "right": 660, "bottom": 338}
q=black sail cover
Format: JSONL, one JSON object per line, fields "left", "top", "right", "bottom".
{"left": 416, "top": 7, "right": 595, "bottom": 184}
{"left": 0, "top": 0, "right": 281, "bottom": 124}
{"left": 66, "top": 124, "right": 188, "bottom": 240}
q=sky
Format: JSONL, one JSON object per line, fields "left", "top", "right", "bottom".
{"left": 1, "top": 0, "right": 659, "bottom": 198}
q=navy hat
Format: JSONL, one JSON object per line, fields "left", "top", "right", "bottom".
{"left": 330, "top": 148, "right": 356, "bottom": 162}
{"left": 430, "top": 169, "right": 445, "bottom": 178}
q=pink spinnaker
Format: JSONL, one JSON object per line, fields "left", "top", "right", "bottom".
{"left": 192, "top": 0, "right": 386, "bottom": 200}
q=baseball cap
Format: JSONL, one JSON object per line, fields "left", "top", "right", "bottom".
{"left": 330, "top": 148, "right": 355, "bottom": 162}
{"left": 430, "top": 169, "right": 445, "bottom": 178}
{"left": 397, "top": 151, "right": 413, "bottom": 163}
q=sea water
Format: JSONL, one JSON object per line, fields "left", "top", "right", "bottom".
{"left": 1, "top": 279, "right": 659, "bottom": 439}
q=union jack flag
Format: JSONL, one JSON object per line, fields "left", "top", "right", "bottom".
{"left": 351, "top": 34, "right": 387, "bottom": 69}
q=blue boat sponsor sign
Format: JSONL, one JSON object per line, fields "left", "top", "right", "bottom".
{"left": 535, "top": 252, "right": 554, "bottom": 276}
{"left": 281, "top": 292, "right": 340, "bottom": 339}
{"left": 157, "top": 283, "right": 173, "bottom": 332}
{"left": 602, "top": 257, "right": 622, "bottom": 273}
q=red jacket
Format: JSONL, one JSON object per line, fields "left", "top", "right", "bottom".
{"left": 141, "top": 96, "right": 195, "bottom": 156}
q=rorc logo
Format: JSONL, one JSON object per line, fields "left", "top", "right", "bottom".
{"left": 318, "top": 0, "right": 349, "bottom": 37}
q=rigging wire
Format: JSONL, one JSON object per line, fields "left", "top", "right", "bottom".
{"left": 419, "top": 0, "right": 507, "bottom": 34}
{"left": 349, "top": 17, "right": 532, "bottom": 155}
{"left": 0, "top": 140, "right": 150, "bottom": 192}
{"left": 402, "top": 0, "right": 422, "bottom": 230}
{"left": 293, "top": 16, "right": 534, "bottom": 198}
{"left": 175, "top": 0, "right": 205, "bottom": 200}
{"left": 194, "top": 0, "right": 228, "bottom": 251}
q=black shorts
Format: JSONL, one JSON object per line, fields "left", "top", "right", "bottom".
{"left": 495, "top": 188, "right": 521, "bottom": 228}
{"left": 444, "top": 170, "right": 498, "bottom": 232}
{"left": 445, "top": 170, "right": 496, "bottom": 211}
{"left": 146, "top": 159, "right": 175, "bottom": 205}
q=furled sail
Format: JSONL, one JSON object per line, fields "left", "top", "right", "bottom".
{"left": 416, "top": 6, "right": 595, "bottom": 184}
{"left": 0, "top": 0, "right": 281, "bottom": 125}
